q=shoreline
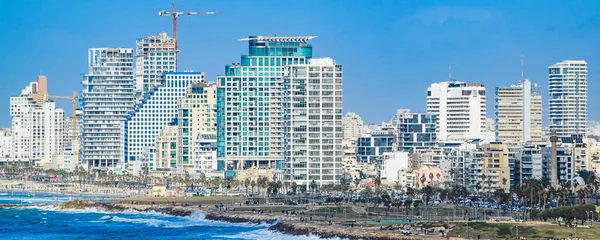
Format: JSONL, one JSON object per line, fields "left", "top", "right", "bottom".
{"left": 26, "top": 199, "right": 449, "bottom": 240}
{"left": 0, "top": 179, "right": 146, "bottom": 198}
{"left": 202, "top": 207, "right": 452, "bottom": 240}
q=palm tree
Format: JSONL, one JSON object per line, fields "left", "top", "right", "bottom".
{"left": 244, "top": 179, "right": 250, "bottom": 195}
{"left": 310, "top": 180, "right": 318, "bottom": 194}
{"left": 428, "top": 172, "right": 434, "bottom": 185}
{"left": 481, "top": 173, "right": 487, "bottom": 198}
{"left": 354, "top": 178, "right": 360, "bottom": 188}
{"left": 250, "top": 180, "right": 256, "bottom": 195}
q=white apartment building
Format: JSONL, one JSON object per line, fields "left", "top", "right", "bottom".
{"left": 427, "top": 82, "right": 487, "bottom": 141}
{"left": 135, "top": 32, "right": 177, "bottom": 95}
{"left": 177, "top": 82, "right": 217, "bottom": 174}
{"left": 81, "top": 48, "right": 135, "bottom": 170}
{"left": 549, "top": 60, "right": 587, "bottom": 137}
{"left": 10, "top": 77, "right": 48, "bottom": 163}
{"left": 30, "top": 101, "right": 65, "bottom": 164}
{"left": 193, "top": 133, "right": 218, "bottom": 177}
{"left": 0, "top": 130, "right": 12, "bottom": 161}
{"left": 380, "top": 151, "right": 409, "bottom": 182}
{"left": 495, "top": 79, "right": 542, "bottom": 143}
{"left": 343, "top": 112, "right": 363, "bottom": 142}
{"left": 282, "top": 57, "right": 343, "bottom": 187}
{"left": 125, "top": 72, "right": 202, "bottom": 164}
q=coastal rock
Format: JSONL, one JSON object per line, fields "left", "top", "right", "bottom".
{"left": 59, "top": 200, "right": 194, "bottom": 216}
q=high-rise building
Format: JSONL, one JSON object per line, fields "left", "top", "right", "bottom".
{"left": 343, "top": 112, "right": 363, "bottom": 142}
{"left": 81, "top": 48, "right": 135, "bottom": 170}
{"left": 124, "top": 72, "right": 202, "bottom": 165}
{"left": 135, "top": 32, "right": 177, "bottom": 95}
{"left": 9, "top": 76, "right": 54, "bottom": 164}
{"left": 177, "top": 82, "right": 217, "bottom": 175}
{"left": 427, "top": 82, "right": 487, "bottom": 141}
{"left": 30, "top": 101, "right": 65, "bottom": 165}
{"left": 495, "top": 79, "right": 542, "bottom": 143}
{"left": 217, "top": 36, "right": 315, "bottom": 176}
{"left": 282, "top": 57, "right": 343, "bottom": 187}
{"left": 390, "top": 109, "right": 437, "bottom": 154}
{"left": 549, "top": 60, "right": 588, "bottom": 137}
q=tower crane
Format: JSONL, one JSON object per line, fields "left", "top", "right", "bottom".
{"left": 48, "top": 91, "right": 78, "bottom": 140}
{"left": 158, "top": 2, "right": 220, "bottom": 50}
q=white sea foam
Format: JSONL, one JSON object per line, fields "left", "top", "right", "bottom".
{"left": 215, "top": 228, "right": 343, "bottom": 240}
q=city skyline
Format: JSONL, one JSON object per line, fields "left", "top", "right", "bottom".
{"left": 2, "top": 0, "right": 599, "bottom": 127}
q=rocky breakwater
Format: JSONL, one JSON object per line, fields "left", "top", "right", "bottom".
{"left": 204, "top": 210, "right": 281, "bottom": 224}
{"left": 206, "top": 210, "right": 447, "bottom": 240}
{"left": 269, "top": 221, "right": 433, "bottom": 240}
{"left": 59, "top": 200, "right": 194, "bottom": 216}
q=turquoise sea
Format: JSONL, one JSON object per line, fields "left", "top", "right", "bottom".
{"left": 0, "top": 191, "right": 324, "bottom": 240}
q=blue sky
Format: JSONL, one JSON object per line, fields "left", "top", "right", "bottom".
{"left": 0, "top": 0, "right": 599, "bottom": 127}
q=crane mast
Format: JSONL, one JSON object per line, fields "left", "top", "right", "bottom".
{"left": 158, "top": 2, "right": 220, "bottom": 50}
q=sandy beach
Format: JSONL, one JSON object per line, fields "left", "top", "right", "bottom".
{"left": 0, "top": 179, "right": 148, "bottom": 198}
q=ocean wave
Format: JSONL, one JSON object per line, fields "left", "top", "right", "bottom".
{"left": 215, "top": 229, "right": 340, "bottom": 240}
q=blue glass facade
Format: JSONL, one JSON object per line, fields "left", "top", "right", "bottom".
{"left": 356, "top": 131, "right": 396, "bottom": 163}
{"left": 216, "top": 36, "right": 315, "bottom": 171}
{"left": 391, "top": 110, "right": 437, "bottom": 154}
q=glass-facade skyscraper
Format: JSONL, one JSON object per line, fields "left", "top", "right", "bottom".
{"left": 81, "top": 48, "right": 135, "bottom": 170}
{"left": 217, "top": 36, "right": 316, "bottom": 178}
{"left": 548, "top": 60, "right": 587, "bottom": 137}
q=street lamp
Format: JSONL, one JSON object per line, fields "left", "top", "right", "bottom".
{"left": 466, "top": 222, "right": 469, "bottom": 239}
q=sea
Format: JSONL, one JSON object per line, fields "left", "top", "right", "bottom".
{"left": 0, "top": 191, "right": 326, "bottom": 240}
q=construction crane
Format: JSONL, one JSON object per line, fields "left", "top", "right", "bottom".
{"left": 158, "top": 2, "right": 220, "bottom": 50}
{"left": 48, "top": 91, "right": 78, "bottom": 140}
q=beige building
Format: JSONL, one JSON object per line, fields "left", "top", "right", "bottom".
{"left": 495, "top": 79, "right": 542, "bottom": 144}
{"left": 177, "top": 82, "right": 217, "bottom": 175}
{"left": 155, "top": 126, "right": 178, "bottom": 171}
{"left": 235, "top": 167, "right": 276, "bottom": 182}
{"left": 479, "top": 143, "right": 511, "bottom": 193}
{"left": 343, "top": 112, "right": 363, "bottom": 146}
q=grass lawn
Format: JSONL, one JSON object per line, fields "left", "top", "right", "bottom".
{"left": 449, "top": 222, "right": 600, "bottom": 239}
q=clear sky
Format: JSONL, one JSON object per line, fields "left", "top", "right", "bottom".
{"left": 1, "top": 0, "right": 599, "bottom": 127}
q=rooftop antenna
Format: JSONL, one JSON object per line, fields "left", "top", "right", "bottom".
{"left": 521, "top": 54, "right": 524, "bottom": 79}
{"left": 449, "top": 64, "right": 453, "bottom": 81}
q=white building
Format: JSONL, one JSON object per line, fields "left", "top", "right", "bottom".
{"left": 380, "top": 151, "right": 409, "bottom": 182}
{"left": 10, "top": 77, "right": 48, "bottom": 163}
{"left": 282, "top": 57, "right": 343, "bottom": 187}
{"left": 81, "top": 48, "right": 135, "bottom": 171}
{"left": 193, "top": 133, "right": 218, "bottom": 177}
{"left": 343, "top": 112, "right": 363, "bottom": 143}
{"left": 30, "top": 101, "right": 65, "bottom": 165}
{"left": 549, "top": 60, "right": 588, "bottom": 137}
{"left": 125, "top": 72, "right": 202, "bottom": 164}
{"left": 43, "top": 147, "right": 77, "bottom": 172}
{"left": 495, "top": 79, "right": 543, "bottom": 144}
{"left": 0, "top": 130, "right": 12, "bottom": 162}
{"left": 427, "top": 82, "right": 487, "bottom": 141}
{"left": 135, "top": 32, "right": 177, "bottom": 96}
